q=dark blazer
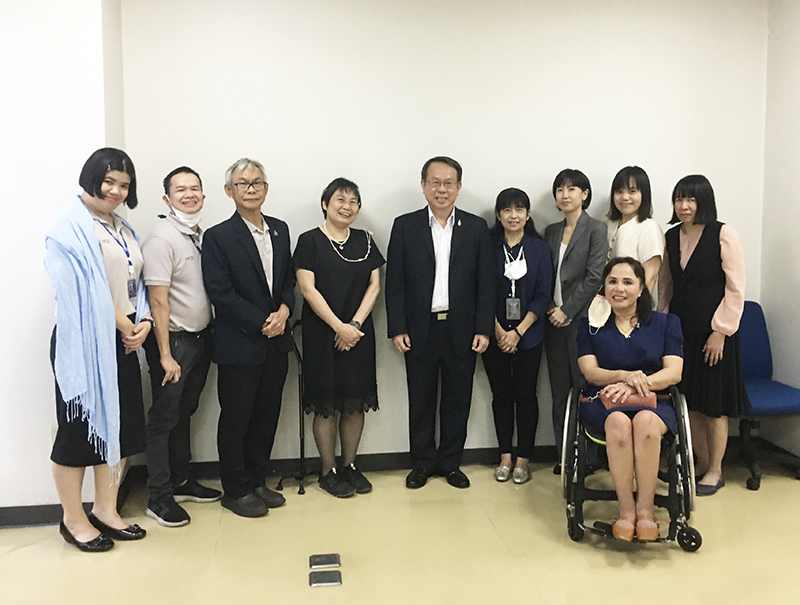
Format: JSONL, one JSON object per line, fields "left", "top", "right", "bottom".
{"left": 491, "top": 232, "right": 553, "bottom": 349}
{"left": 385, "top": 207, "right": 494, "bottom": 357}
{"left": 202, "top": 212, "right": 295, "bottom": 364}
{"left": 544, "top": 211, "right": 607, "bottom": 322}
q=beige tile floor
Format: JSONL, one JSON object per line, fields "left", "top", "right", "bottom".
{"left": 1, "top": 461, "right": 799, "bottom": 605}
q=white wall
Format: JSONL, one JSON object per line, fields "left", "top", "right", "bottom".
{"left": 119, "top": 0, "right": 767, "bottom": 464}
{"left": 758, "top": 0, "right": 800, "bottom": 455}
{"left": 1, "top": 0, "right": 776, "bottom": 507}
{"left": 0, "top": 0, "right": 107, "bottom": 507}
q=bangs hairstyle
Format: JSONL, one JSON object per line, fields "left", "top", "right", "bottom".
{"left": 421, "top": 156, "right": 463, "bottom": 183}
{"left": 490, "top": 187, "right": 542, "bottom": 239}
{"left": 163, "top": 166, "right": 203, "bottom": 195}
{"left": 79, "top": 147, "right": 138, "bottom": 209}
{"left": 320, "top": 177, "right": 361, "bottom": 218}
{"left": 225, "top": 158, "right": 267, "bottom": 187}
{"left": 608, "top": 165, "right": 652, "bottom": 222}
{"left": 600, "top": 256, "right": 653, "bottom": 326}
{"left": 552, "top": 169, "right": 592, "bottom": 208}
{"left": 669, "top": 174, "right": 718, "bottom": 225}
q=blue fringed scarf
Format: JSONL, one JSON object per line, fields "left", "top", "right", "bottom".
{"left": 44, "top": 196, "right": 149, "bottom": 470}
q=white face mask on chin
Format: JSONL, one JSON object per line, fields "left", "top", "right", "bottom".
{"left": 170, "top": 205, "right": 202, "bottom": 229}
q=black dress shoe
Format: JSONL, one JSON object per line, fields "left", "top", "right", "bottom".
{"left": 59, "top": 522, "right": 114, "bottom": 552}
{"left": 87, "top": 511, "right": 146, "bottom": 541}
{"left": 254, "top": 485, "right": 286, "bottom": 508}
{"left": 405, "top": 468, "right": 429, "bottom": 489}
{"left": 553, "top": 463, "right": 562, "bottom": 475}
{"left": 442, "top": 468, "right": 470, "bottom": 489}
{"left": 221, "top": 493, "right": 269, "bottom": 518}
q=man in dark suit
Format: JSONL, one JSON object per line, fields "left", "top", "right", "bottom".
{"left": 386, "top": 156, "right": 494, "bottom": 489}
{"left": 202, "top": 158, "right": 295, "bottom": 518}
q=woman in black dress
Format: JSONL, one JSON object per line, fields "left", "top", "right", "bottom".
{"left": 45, "top": 148, "right": 151, "bottom": 552}
{"left": 294, "top": 178, "right": 384, "bottom": 498}
{"left": 658, "top": 175, "right": 749, "bottom": 496}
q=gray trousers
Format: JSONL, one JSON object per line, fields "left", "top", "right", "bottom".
{"left": 545, "top": 321, "right": 584, "bottom": 456}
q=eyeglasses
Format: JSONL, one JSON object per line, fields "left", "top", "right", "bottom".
{"left": 426, "top": 180, "right": 458, "bottom": 191}
{"left": 232, "top": 180, "right": 267, "bottom": 192}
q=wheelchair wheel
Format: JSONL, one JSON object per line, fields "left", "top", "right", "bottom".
{"left": 561, "top": 389, "right": 579, "bottom": 499}
{"left": 677, "top": 526, "right": 702, "bottom": 552}
{"left": 673, "top": 388, "right": 696, "bottom": 514}
{"left": 568, "top": 518, "right": 584, "bottom": 542}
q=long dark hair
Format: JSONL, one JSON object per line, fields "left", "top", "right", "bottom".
{"left": 599, "top": 256, "right": 653, "bottom": 326}
{"left": 489, "top": 187, "right": 542, "bottom": 239}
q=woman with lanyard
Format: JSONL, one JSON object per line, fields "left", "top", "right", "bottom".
{"left": 294, "top": 178, "right": 384, "bottom": 498}
{"left": 482, "top": 188, "right": 552, "bottom": 484}
{"left": 45, "top": 148, "right": 152, "bottom": 552}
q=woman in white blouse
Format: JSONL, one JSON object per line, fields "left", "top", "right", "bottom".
{"left": 605, "top": 166, "right": 665, "bottom": 294}
{"left": 589, "top": 166, "right": 665, "bottom": 328}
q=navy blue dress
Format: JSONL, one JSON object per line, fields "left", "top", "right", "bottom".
{"left": 576, "top": 312, "right": 683, "bottom": 435}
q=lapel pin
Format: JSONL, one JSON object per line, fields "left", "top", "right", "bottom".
{"left": 458, "top": 219, "right": 462, "bottom": 227}
{"left": 273, "top": 230, "right": 278, "bottom": 236}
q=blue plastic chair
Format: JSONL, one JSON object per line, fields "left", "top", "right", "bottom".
{"left": 738, "top": 301, "right": 800, "bottom": 490}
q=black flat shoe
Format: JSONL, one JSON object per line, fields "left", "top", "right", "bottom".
{"left": 59, "top": 522, "right": 114, "bottom": 552}
{"left": 87, "top": 511, "right": 146, "bottom": 541}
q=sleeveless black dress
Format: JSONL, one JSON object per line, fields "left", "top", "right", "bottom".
{"left": 665, "top": 221, "right": 750, "bottom": 418}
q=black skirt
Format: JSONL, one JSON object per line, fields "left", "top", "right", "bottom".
{"left": 680, "top": 330, "right": 751, "bottom": 418}
{"left": 50, "top": 320, "right": 146, "bottom": 467}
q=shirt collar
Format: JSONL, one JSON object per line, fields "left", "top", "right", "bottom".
{"left": 241, "top": 214, "right": 269, "bottom": 235}
{"left": 427, "top": 206, "right": 455, "bottom": 228}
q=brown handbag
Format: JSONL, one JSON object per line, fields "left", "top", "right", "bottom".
{"left": 599, "top": 390, "right": 657, "bottom": 410}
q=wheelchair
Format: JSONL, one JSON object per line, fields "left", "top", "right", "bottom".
{"left": 561, "top": 386, "right": 702, "bottom": 552}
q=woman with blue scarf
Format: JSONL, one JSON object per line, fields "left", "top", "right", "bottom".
{"left": 45, "top": 148, "right": 152, "bottom": 552}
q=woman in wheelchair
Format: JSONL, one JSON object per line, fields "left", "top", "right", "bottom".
{"left": 576, "top": 257, "right": 683, "bottom": 542}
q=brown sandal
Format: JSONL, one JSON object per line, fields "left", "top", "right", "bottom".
{"left": 612, "top": 518, "right": 635, "bottom": 542}
{"left": 635, "top": 518, "right": 660, "bottom": 542}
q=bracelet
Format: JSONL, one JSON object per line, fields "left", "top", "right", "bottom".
{"left": 513, "top": 327, "right": 522, "bottom": 338}
{"left": 350, "top": 320, "right": 362, "bottom": 330}
{"left": 142, "top": 317, "right": 155, "bottom": 328}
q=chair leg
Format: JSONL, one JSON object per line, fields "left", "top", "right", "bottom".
{"left": 739, "top": 418, "right": 762, "bottom": 490}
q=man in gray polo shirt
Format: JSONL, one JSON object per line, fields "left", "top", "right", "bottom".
{"left": 142, "top": 166, "right": 221, "bottom": 527}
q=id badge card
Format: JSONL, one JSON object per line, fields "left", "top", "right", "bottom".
{"left": 127, "top": 278, "right": 137, "bottom": 300}
{"left": 506, "top": 297, "right": 521, "bottom": 321}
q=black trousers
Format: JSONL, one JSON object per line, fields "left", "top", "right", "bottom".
{"left": 405, "top": 316, "right": 477, "bottom": 473}
{"left": 544, "top": 320, "right": 584, "bottom": 456}
{"left": 143, "top": 328, "right": 212, "bottom": 499}
{"left": 216, "top": 340, "right": 288, "bottom": 498}
{"left": 482, "top": 341, "right": 544, "bottom": 460}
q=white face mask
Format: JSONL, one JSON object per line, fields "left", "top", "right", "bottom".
{"left": 503, "top": 246, "right": 527, "bottom": 281}
{"left": 170, "top": 205, "right": 202, "bottom": 229}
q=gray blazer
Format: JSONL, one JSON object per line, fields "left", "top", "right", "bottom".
{"left": 544, "top": 211, "right": 608, "bottom": 321}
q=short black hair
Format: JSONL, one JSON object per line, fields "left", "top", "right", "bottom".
{"left": 490, "top": 187, "right": 542, "bottom": 239}
{"left": 421, "top": 156, "right": 462, "bottom": 183}
{"left": 608, "top": 166, "right": 653, "bottom": 222}
{"left": 321, "top": 177, "right": 361, "bottom": 218}
{"left": 551, "top": 169, "right": 592, "bottom": 209}
{"left": 79, "top": 147, "right": 138, "bottom": 209}
{"left": 600, "top": 256, "right": 653, "bottom": 326}
{"left": 163, "top": 166, "right": 203, "bottom": 195}
{"left": 669, "top": 174, "right": 718, "bottom": 225}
